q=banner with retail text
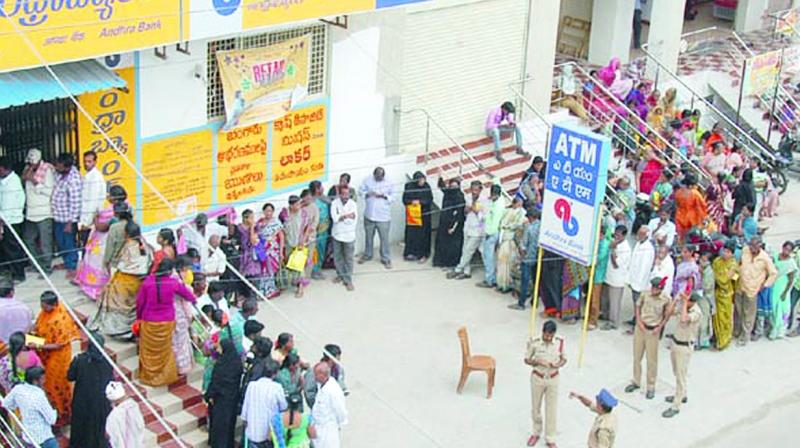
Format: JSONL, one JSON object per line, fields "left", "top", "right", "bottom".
{"left": 216, "top": 35, "right": 310, "bottom": 131}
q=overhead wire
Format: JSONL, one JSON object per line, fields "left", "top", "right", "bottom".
{"left": 3, "top": 13, "right": 448, "bottom": 448}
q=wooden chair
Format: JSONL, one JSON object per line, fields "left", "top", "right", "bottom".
{"left": 456, "top": 327, "right": 496, "bottom": 399}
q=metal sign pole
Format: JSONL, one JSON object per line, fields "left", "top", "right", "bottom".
{"left": 766, "top": 48, "right": 785, "bottom": 144}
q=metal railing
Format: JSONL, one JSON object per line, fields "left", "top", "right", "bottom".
{"left": 768, "top": 7, "right": 800, "bottom": 40}
{"left": 508, "top": 77, "right": 626, "bottom": 211}
{"left": 551, "top": 62, "right": 712, "bottom": 184}
{"left": 639, "top": 44, "right": 778, "bottom": 165}
{"left": 394, "top": 107, "right": 487, "bottom": 178}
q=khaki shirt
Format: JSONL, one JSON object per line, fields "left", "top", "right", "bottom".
{"left": 638, "top": 290, "right": 670, "bottom": 327}
{"left": 739, "top": 247, "right": 777, "bottom": 297}
{"left": 588, "top": 412, "right": 617, "bottom": 448}
{"left": 526, "top": 335, "right": 564, "bottom": 377}
{"left": 673, "top": 302, "right": 702, "bottom": 343}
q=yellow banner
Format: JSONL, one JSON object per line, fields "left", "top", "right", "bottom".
{"left": 242, "top": 0, "right": 373, "bottom": 29}
{"left": 217, "top": 123, "right": 268, "bottom": 203}
{"left": 141, "top": 129, "right": 214, "bottom": 226}
{"left": 0, "top": 0, "right": 182, "bottom": 72}
{"left": 775, "top": 9, "right": 799, "bottom": 37}
{"left": 216, "top": 34, "right": 310, "bottom": 130}
{"left": 743, "top": 50, "right": 783, "bottom": 96}
{"left": 271, "top": 103, "right": 327, "bottom": 190}
{"left": 77, "top": 67, "right": 137, "bottom": 207}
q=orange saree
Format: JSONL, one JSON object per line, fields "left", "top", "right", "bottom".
{"left": 34, "top": 302, "right": 82, "bottom": 426}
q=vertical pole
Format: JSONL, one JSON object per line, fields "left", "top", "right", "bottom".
{"left": 528, "top": 247, "right": 545, "bottom": 337}
{"left": 736, "top": 59, "right": 748, "bottom": 126}
{"left": 766, "top": 49, "right": 785, "bottom": 144}
{"left": 577, "top": 207, "right": 605, "bottom": 368}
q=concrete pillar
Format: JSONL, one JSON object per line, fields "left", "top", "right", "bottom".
{"left": 521, "top": 0, "right": 561, "bottom": 113}
{"left": 645, "top": 0, "right": 687, "bottom": 80}
{"left": 735, "top": 0, "right": 769, "bottom": 33}
{"left": 587, "top": 0, "right": 635, "bottom": 66}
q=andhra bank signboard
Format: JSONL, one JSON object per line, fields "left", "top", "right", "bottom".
{"left": 0, "top": 0, "right": 429, "bottom": 73}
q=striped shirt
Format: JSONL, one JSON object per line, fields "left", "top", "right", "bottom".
{"left": 240, "top": 378, "right": 287, "bottom": 443}
{"left": 2, "top": 383, "right": 57, "bottom": 444}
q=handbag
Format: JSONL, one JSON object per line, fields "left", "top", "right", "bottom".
{"left": 286, "top": 247, "right": 309, "bottom": 272}
{"left": 406, "top": 203, "right": 422, "bottom": 227}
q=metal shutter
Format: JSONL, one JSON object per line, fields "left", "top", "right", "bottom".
{"left": 399, "top": 0, "right": 528, "bottom": 153}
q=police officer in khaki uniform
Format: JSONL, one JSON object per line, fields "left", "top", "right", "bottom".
{"left": 625, "top": 276, "right": 671, "bottom": 399}
{"left": 663, "top": 291, "right": 702, "bottom": 418}
{"left": 570, "top": 388, "right": 618, "bottom": 448}
{"left": 525, "top": 320, "right": 566, "bottom": 447}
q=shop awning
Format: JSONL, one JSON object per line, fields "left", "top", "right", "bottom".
{"left": 0, "top": 60, "right": 126, "bottom": 109}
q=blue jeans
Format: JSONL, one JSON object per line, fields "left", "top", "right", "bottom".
{"left": 517, "top": 260, "right": 537, "bottom": 307}
{"left": 34, "top": 438, "right": 58, "bottom": 448}
{"left": 54, "top": 221, "right": 77, "bottom": 270}
{"left": 488, "top": 125, "right": 523, "bottom": 154}
{"left": 483, "top": 233, "right": 500, "bottom": 285}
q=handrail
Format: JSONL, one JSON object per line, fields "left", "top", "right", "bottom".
{"left": 394, "top": 106, "right": 486, "bottom": 177}
{"left": 731, "top": 30, "right": 800, "bottom": 112}
{"left": 768, "top": 7, "right": 800, "bottom": 38}
{"left": 508, "top": 79, "right": 625, "bottom": 211}
{"left": 553, "top": 61, "right": 712, "bottom": 182}
{"left": 639, "top": 46, "right": 778, "bottom": 163}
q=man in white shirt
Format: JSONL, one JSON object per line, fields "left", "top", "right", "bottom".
{"left": 196, "top": 281, "right": 229, "bottom": 316}
{"left": 78, "top": 151, "right": 106, "bottom": 249}
{"left": 647, "top": 207, "right": 676, "bottom": 248}
{"left": 602, "top": 225, "right": 631, "bottom": 331}
{"left": 21, "top": 149, "right": 55, "bottom": 274}
{"left": 311, "top": 362, "right": 348, "bottom": 448}
{"left": 358, "top": 167, "right": 394, "bottom": 269}
{"left": 241, "top": 360, "right": 287, "bottom": 447}
{"left": 0, "top": 157, "right": 27, "bottom": 282}
{"left": 627, "top": 226, "right": 656, "bottom": 326}
{"left": 331, "top": 184, "right": 358, "bottom": 291}
{"left": 203, "top": 234, "right": 227, "bottom": 279}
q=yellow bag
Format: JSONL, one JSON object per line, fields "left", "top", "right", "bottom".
{"left": 287, "top": 247, "right": 309, "bottom": 272}
{"left": 406, "top": 203, "right": 422, "bottom": 227}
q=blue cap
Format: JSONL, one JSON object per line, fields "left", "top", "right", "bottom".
{"left": 596, "top": 389, "right": 618, "bottom": 408}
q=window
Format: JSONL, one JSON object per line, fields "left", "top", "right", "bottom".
{"left": 206, "top": 24, "right": 328, "bottom": 120}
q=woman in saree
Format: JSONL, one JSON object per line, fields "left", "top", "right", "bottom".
{"left": 712, "top": 242, "right": 738, "bottom": 350}
{"left": 658, "top": 87, "right": 678, "bottom": 120}
{"left": 272, "top": 393, "right": 316, "bottom": 448}
{"left": 598, "top": 57, "right": 633, "bottom": 99}
{"left": 705, "top": 173, "right": 728, "bottom": 234}
{"left": 638, "top": 147, "right": 668, "bottom": 195}
{"left": 674, "top": 174, "right": 707, "bottom": 242}
{"left": 256, "top": 203, "right": 284, "bottom": 299}
{"left": 770, "top": 242, "right": 798, "bottom": 340}
{"left": 561, "top": 260, "right": 589, "bottom": 324}
{"left": 310, "top": 180, "right": 331, "bottom": 279}
{"left": 673, "top": 245, "right": 702, "bottom": 299}
{"left": 0, "top": 331, "right": 42, "bottom": 394}
{"left": 625, "top": 81, "right": 649, "bottom": 120}
{"left": 646, "top": 106, "right": 666, "bottom": 133}
{"left": 173, "top": 264, "right": 198, "bottom": 376}
{"left": 151, "top": 228, "right": 177, "bottom": 275}
{"left": 90, "top": 218, "right": 151, "bottom": 340}
{"left": 75, "top": 185, "right": 128, "bottom": 300}
{"left": 495, "top": 197, "right": 526, "bottom": 293}
{"left": 238, "top": 209, "right": 262, "bottom": 283}
{"left": 433, "top": 177, "right": 466, "bottom": 268}
{"left": 137, "top": 258, "right": 196, "bottom": 387}
{"left": 283, "top": 196, "right": 312, "bottom": 298}
{"left": 34, "top": 291, "right": 81, "bottom": 427}
{"left": 276, "top": 353, "right": 305, "bottom": 408}
{"left": 402, "top": 172, "right": 434, "bottom": 263}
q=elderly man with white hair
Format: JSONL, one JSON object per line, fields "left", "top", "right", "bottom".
{"left": 311, "top": 362, "right": 348, "bottom": 448}
{"left": 105, "top": 381, "right": 144, "bottom": 448}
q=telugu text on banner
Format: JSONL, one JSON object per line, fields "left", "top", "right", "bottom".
{"left": 216, "top": 123, "right": 268, "bottom": 203}
{"left": 77, "top": 67, "right": 137, "bottom": 207}
{"left": 141, "top": 129, "right": 214, "bottom": 226}
{"left": 0, "top": 0, "right": 181, "bottom": 72}
{"left": 271, "top": 103, "right": 327, "bottom": 191}
{"left": 216, "top": 34, "right": 310, "bottom": 130}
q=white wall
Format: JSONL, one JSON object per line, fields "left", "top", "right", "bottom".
{"left": 560, "top": 0, "right": 593, "bottom": 22}
{"left": 138, "top": 43, "right": 209, "bottom": 139}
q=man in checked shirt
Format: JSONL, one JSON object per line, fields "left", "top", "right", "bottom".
{"left": 51, "top": 153, "right": 82, "bottom": 280}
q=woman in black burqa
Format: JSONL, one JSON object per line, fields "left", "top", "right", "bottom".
{"left": 67, "top": 332, "right": 113, "bottom": 448}
{"left": 433, "top": 177, "right": 465, "bottom": 267}
{"left": 402, "top": 171, "right": 434, "bottom": 262}
{"left": 206, "top": 338, "right": 243, "bottom": 448}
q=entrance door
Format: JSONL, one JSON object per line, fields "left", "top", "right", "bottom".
{"left": 0, "top": 98, "right": 79, "bottom": 170}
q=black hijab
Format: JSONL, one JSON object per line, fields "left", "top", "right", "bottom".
{"left": 207, "top": 338, "right": 243, "bottom": 401}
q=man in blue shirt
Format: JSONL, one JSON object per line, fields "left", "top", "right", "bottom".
{"left": 509, "top": 208, "right": 541, "bottom": 310}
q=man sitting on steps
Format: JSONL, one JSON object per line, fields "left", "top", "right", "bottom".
{"left": 485, "top": 101, "right": 526, "bottom": 162}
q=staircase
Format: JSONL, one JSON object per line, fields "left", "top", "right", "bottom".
{"left": 19, "top": 274, "right": 211, "bottom": 448}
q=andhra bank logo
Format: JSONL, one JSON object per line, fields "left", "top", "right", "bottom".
{"left": 213, "top": 0, "right": 241, "bottom": 16}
